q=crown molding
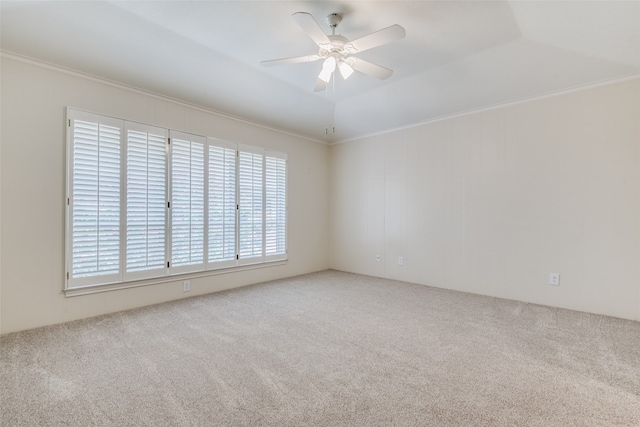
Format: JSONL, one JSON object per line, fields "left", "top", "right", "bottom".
{"left": 333, "top": 73, "right": 640, "bottom": 145}
{"left": 0, "top": 50, "right": 328, "bottom": 146}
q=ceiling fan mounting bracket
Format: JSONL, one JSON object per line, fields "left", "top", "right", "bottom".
{"left": 327, "top": 13, "right": 342, "bottom": 29}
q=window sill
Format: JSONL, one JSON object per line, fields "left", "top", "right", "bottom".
{"left": 63, "top": 259, "right": 288, "bottom": 297}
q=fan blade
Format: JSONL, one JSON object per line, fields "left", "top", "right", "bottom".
{"left": 351, "top": 58, "right": 393, "bottom": 80}
{"left": 292, "top": 12, "right": 333, "bottom": 49}
{"left": 314, "top": 78, "right": 327, "bottom": 92}
{"left": 261, "top": 55, "right": 320, "bottom": 67}
{"left": 344, "top": 24, "right": 406, "bottom": 53}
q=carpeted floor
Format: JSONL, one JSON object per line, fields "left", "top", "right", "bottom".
{"left": 1, "top": 270, "right": 639, "bottom": 426}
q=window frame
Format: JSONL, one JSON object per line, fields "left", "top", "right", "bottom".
{"left": 206, "top": 138, "right": 239, "bottom": 271}
{"left": 65, "top": 109, "right": 124, "bottom": 289}
{"left": 168, "top": 130, "right": 207, "bottom": 276}
{"left": 237, "top": 144, "right": 265, "bottom": 266}
{"left": 264, "top": 150, "right": 288, "bottom": 263}
{"left": 123, "top": 121, "right": 169, "bottom": 282}
{"left": 65, "top": 108, "right": 288, "bottom": 292}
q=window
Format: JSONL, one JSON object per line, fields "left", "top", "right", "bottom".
{"left": 169, "top": 131, "right": 205, "bottom": 274}
{"left": 238, "top": 147, "right": 263, "bottom": 264}
{"left": 67, "top": 111, "right": 122, "bottom": 288}
{"left": 124, "top": 122, "right": 167, "bottom": 281}
{"left": 207, "top": 140, "right": 237, "bottom": 269}
{"left": 66, "top": 109, "right": 287, "bottom": 289}
{"left": 265, "top": 153, "right": 287, "bottom": 260}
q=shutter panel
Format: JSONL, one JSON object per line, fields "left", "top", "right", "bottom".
{"left": 207, "top": 140, "right": 237, "bottom": 269}
{"left": 238, "top": 147, "right": 264, "bottom": 264}
{"left": 170, "top": 131, "right": 205, "bottom": 274}
{"left": 124, "top": 123, "right": 167, "bottom": 281}
{"left": 67, "top": 110, "right": 123, "bottom": 288}
{"left": 265, "top": 153, "right": 287, "bottom": 261}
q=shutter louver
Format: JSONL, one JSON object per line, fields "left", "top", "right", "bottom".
{"left": 69, "top": 115, "right": 122, "bottom": 286}
{"left": 207, "top": 142, "right": 237, "bottom": 267}
{"left": 238, "top": 149, "right": 263, "bottom": 262}
{"left": 170, "top": 133, "right": 205, "bottom": 273}
{"left": 265, "top": 154, "right": 287, "bottom": 259}
{"left": 125, "top": 125, "right": 167, "bottom": 280}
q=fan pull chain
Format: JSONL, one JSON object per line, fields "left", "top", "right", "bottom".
{"left": 325, "top": 71, "right": 336, "bottom": 134}
{"left": 332, "top": 71, "right": 336, "bottom": 133}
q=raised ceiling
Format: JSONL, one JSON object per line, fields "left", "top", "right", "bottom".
{"left": 2, "top": 1, "right": 639, "bottom": 143}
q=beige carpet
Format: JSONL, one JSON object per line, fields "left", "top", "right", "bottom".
{"left": 1, "top": 270, "right": 639, "bottom": 426}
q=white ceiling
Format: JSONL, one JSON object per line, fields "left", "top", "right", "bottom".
{"left": 2, "top": 1, "right": 639, "bottom": 143}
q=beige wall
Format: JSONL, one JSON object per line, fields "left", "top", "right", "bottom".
{"left": 2, "top": 55, "right": 639, "bottom": 334}
{"left": 0, "top": 57, "right": 330, "bottom": 334}
{"left": 330, "top": 78, "right": 640, "bottom": 321}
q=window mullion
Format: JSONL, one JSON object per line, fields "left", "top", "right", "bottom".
{"left": 204, "top": 141, "right": 210, "bottom": 270}
{"left": 235, "top": 148, "right": 240, "bottom": 264}
{"left": 166, "top": 135, "right": 172, "bottom": 271}
{"left": 262, "top": 154, "right": 267, "bottom": 262}
{"left": 118, "top": 121, "right": 126, "bottom": 284}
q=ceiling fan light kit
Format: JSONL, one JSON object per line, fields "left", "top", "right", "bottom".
{"left": 261, "top": 12, "right": 406, "bottom": 92}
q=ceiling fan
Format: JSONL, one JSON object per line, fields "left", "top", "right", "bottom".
{"left": 261, "top": 12, "right": 406, "bottom": 92}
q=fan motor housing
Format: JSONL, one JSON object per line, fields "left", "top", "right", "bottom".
{"left": 328, "top": 35, "right": 348, "bottom": 48}
{"left": 319, "top": 35, "right": 351, "bottom": 58}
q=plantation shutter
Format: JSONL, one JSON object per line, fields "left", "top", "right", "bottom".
{"left": 124, "top": 123, "right": 168, "bottom": 281}
{"left": 265, "top": 152, "right": 287, "bottom": 261}
{"left": 238, "top": 146, "right": 264, "bottom": 264}
{"left": 67, "top": 110, "right": 123, "bottom": 288}
{"left": 207, "top": 139, "right": 237, "bottom": 269}
{"left": 169, "top": 131, "right": 205, "bottom": 274}
{"left": 66, "top": 109, "right": 288, "bottom": 291}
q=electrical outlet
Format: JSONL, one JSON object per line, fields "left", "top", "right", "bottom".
{"left": 549, "top": 273, "right": 560, "bottom": 286}
{"left": 376, "top": 254, "right": 381, "bottom": 262}
{"left": 398, "top": 256, "right": 404, "bottom": 266}
{"left": 183, "top": 280, "right": 191, "bottom": 292}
